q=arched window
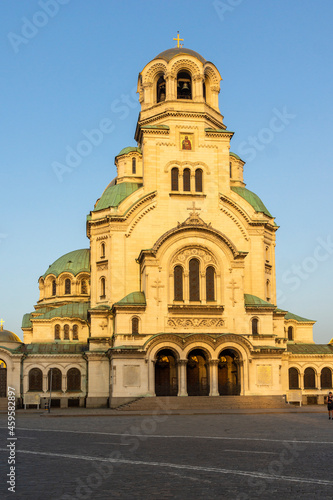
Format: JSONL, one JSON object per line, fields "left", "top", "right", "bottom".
{"left": 189, "top": 258, "right": 200, "bottom": 301}
{"left": 29, "top": 368, "right": 43, "bottom": 391}
{"left": 206, "top": 266, "right": 215, "bottom": 302}
{"left": 52, "top": 280, "right": 56, "bottom": 296}
{"left": 229, "top": 162, "right": 232, "bottom": 178}
{"left": 266, "top": 280, "right": 271, "bottom": 302}
{"left": 252, "top": 318, "right": 259, "bottom": 335}
{"left": 171, "top": 167, "right": 179, "bottom": 191}
{"left": 289, "top": 368, "right": 299, "bottom": 389}
{"left": 183, "top": 168, "right": 191, "bottom": 192}
{"left": 288, "top": 326, "right": 294, "bottom": 341}
{"left": 157, "top": 75, "right": 166, "bottom": 102}
{"left": 174, "top": 266, "right": 183, "bottom": 301}
{"left": 304, "top": 367, "right": 316, "bottom": 389}
{"left": 65, "top": 278, "right": 71, "bottom": 295}
{"left": 195, "top": 169, "right": 203, "bottom": 192}
{"left": 81, "top": 280, "right": 88, "bottom": 294}
{"left": 64, "top": 324, "right": 70, "bottom": 340}
{"left": 132, "top": 157, "right": 136, "bottom": 174}
{"left": 101, "top": 242, "right": 105, "bottom": 259}
{"left": 100, "top": 277, "right": 106, "bottom": 298}
{"left": 177, "top": 71, "right": 192, "bottom": 99}
{"left": 265, "top": 246, "right": 270, "bottom": 262}
{"left": 67, "top": 368, "right": 81, "bottom": 391}
{"left": 131, "top": 317, "right": 139, "bottom": 335}
{"left": 321, "top": 368, "right": 332, "bottom": 389}
{"left": 48, "top": 368, "right": 62, "bottom": 391}
{"left": 54, "top": 324, "right": 60, "bottom": 340}
{"left": 73, "top": 324, "right": 79, "bottom": 340}
{"left": 203, "top": 82, "right": 206, "bottom": 101}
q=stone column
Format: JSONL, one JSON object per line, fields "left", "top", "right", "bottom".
{"left": 317, "top": 372, "right": 321, "bottom": 390}
{"left": 148, "top": 360, "right": 156, "bottom": 396}
{"left": 166, "top": 74, "right": 176, "bottom": 101}
{"left": 209, "top": 359, "right": 219, "bottom": 396}
{"left": 178, "top": 360, "right": 188, "bottom": 396}
{"left": 200, "top": 272, "right": 206, "bottom": 303}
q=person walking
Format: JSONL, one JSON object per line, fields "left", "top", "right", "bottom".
{"left": 326, "top": 391, "right": 333, "bottom": 419}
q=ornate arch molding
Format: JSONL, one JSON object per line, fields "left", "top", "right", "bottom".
{"left": 147, "top": 218, "right": 247, "bottom": 261}
{"left": 142, "top": 62, "right": 168, "bottom": 85}
{"left": 171, "top": 245, "right": 217, "bottom": 267}
{"left": 204, "top": 64, "right": 221, "bottom": 87}
{"left": 214, "top": 333, "right": 253, "bottom": 355}
{"left": 169, "top": 58, "right": 203, "bottom": 79}
{"left": 164, "top": 160, "right": 211, "bottom": 175}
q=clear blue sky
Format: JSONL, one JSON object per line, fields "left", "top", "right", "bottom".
{"left": 1, "top": 1, "right": 333, "bottom": 343}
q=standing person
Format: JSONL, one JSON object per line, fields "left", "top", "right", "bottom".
{"left": 326, "top": 391, "right": 333, "bottom": 419}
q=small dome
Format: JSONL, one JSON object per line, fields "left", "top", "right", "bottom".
{"left": 0, "top": 329, "right": 22, "bottom": 344}
{"left": 94, "top": 182, "right": 142, "bottom": 212}
{"left": 42, "top": 249, "right": 90, "bottom": 278}
{"left": 116, "top": 146, "right": 142, "bottom": 158}
{"left": 155, "top": 48, "right": 206, "bottom": 64}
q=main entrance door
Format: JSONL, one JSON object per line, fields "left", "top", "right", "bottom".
{"left": 218, "top": 349, "right": 240, "bottom": 395}
{"left": 187, "top": 349, "right": 209, "bottom": 396}
{"left": 155, "top": 350, "right": 178, "bottom": 396}
{"left": 0, "top": 360, "right": 7, "bottom": 398}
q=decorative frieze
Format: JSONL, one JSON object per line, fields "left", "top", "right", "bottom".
{"left": 167, "top": 318, "right": 224, "bottom": 329}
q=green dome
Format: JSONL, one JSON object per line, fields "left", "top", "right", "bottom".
{"left": 42, "top": 249, "right": 90, "bottom": 278}
{"left": 94, "top": 182, "right": 142, "bottom": 212}
{"left": 231, "top": 187, "right": 273, "bottom": 218}
{"left": 116, "top": 146, "right": 142, "bottom": 158}
{"left": 155, "top": 48, "right": 206, "bottom": 64}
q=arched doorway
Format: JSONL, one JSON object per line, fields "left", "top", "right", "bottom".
{"left": 187, "top": 349, "right": 209, "bottom": 396}
{"left": 0, "top": 359, "right": 7, "bottom": 397}
{"left": 218, "top": 349, "right": 240, "bottom": 395}
{"left": 155, "top": 349, "right": 178, "bottom": 396}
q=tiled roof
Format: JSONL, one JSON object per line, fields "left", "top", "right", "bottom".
{"left": 114, "top": 291, "right": 146, "bottom": 306}
{"left": 15, "top": 343, "right": 89, "bottom": 355}
{"left": 231, "top": 186, "right": 273, "bottom": 218}
{"left": 24, "top": 302, "right": 90, "bottom": 324}
{"left": 116, "top": 146, "right": 142, "bottom": 157}
{"left": 285, "top": 312, "right": 315, "bottom": 323}
{"left": 155, "top": 48, "right": 206, "bottom": 64}
{"left": 244, "top": 294, "right": 275, "bottom": 308}
{"left": 94, "top": 182, "right": 142, "bottom": 212}
{"left": 287, "top": 344, "right": 333, "bottom": 355}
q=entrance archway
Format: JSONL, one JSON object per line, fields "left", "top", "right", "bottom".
{"left": 0, "top": 359, "right": 7, "bottom": 398}
{"left": 187, "top": 349, "right": 209, "bottom": 396}
{"left": 155, "top": 349, "right": 178, "bottom": 396}
{"left": 218, "top": 349, "right": 240, "bottom": 395}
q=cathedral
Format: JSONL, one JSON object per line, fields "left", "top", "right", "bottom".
{"left": 1, "top": 43, "right": 333, "bottom": 409}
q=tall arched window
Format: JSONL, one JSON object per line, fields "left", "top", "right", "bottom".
{"left": 289, "top": 368, "right": 299, "bottom": 389}
{"left": 101, "top": 242, "right": 105, "bottom": 258}
{"left": 65, "top": 278, "right": 71, "bottom": 295}
{"left": 174, "top": 266, "right": 183, "bottom": 301}
{"left": 29, "top": 368, "right": 43, "bottom": 391}
{"left": 48, "top": 368, "right": 62, "bottom": 391}
{"left": 189, "top": 258, "right": 200, "bottom": 301}
{"left": 52, "top": 280, "right": 56, "bottom": 296}
{"left": 171, "top": 167, "right": 179, "bottom": 191}
{"left": 131, "top": 317, "right": 139, "bottom": 335}
{"left": 157, "top": 75, "right": 166, "bottom": 102}
{"left": 73, "top": 324, "right": 79, "bottom": 340}
{"left": 177, "top": 71, "right": 192, "bottom": 99}
{"left": 67, "top": 368, "right": 81, "bottom": 391}
{"left": 195, "top": 169, "right": 203, "bottom": 192}
{"left": 206, "top": 266, "right": 215, "bottom": 302}
{"left": 229, "top": 162, "right": 232, "bottom": 178}
{"left": 304, "top": 367, "right": 316, "bottom": 389}
{"left": 132, "top": 157, "right": 136, "bottom": 174}
{"left": 64, "top": 324, "right": 70, "bottom": 340}
{"left": 252, "top": 318, "right": 259, "bottom": 335}
{"left": 321, "top": 368, "right": 332, "bottom": 389}
{"left": 288, "top": 326, "right": 294, "bottom": 341}
{"left": 81, "top": 280, "right": 88, "bottom": 294}
{"left": 183, "top": 168, "right": 191, "bottom": 191}
{"left": 100, "top": 277, "right": 106, "bottom": 298}
{"left": 54, "top": 324, "right": 60, "bottom": 340}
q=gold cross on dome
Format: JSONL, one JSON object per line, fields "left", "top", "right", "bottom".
{"left": 0, "top": 319, "right": 4, "bottom": 331}
{"left": 173, "top": 31, "right": 184, "bottom": 48}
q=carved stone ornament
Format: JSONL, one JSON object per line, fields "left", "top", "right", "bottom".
{"left": 172, "top": 246, "right": 216, "bottom": 266}
{"left": 167, "top": 318, "right": 224, "bottom": 329}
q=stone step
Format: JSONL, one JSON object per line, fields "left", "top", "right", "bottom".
{"left": 117, "top": 395, "right": 289, "bottom": 411}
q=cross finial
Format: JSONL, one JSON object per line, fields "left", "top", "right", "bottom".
{"left": 173, "top": 31, "right": 184, "bottom": 48}
{"left": 0, "top": 319, "right": 4, "bottom": 331}
{"left": 187, "top": 201, "right": 201, "bottom": 216}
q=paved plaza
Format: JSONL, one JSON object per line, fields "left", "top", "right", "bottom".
{"left": 0, "top": 406, "right": 332, "bottom": 499}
